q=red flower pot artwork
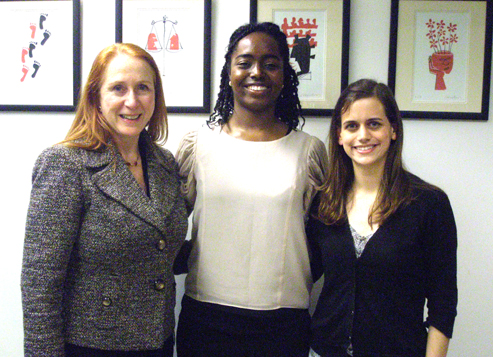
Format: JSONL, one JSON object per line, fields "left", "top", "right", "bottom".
{"left": 429, "top": 51, "right": 454, "bottom": 90}
{"left": 425, "top": 19, "right": 458, "bottom": 91}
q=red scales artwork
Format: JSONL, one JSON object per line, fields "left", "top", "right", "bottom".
{"left": 281, "top": 17, "right": 318, "bottom": 80}
{"left": 144, "top": 15, "right": 183, "bottom": 77}
{"left": 146, "top": 16, "right": 182, "bottom": 53}
{"left": 426, "top": 19, "right": 458, "bottom": 90}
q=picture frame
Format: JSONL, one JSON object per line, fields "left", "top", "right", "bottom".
{"left": 116, "top": 0, "right": 211, "bottom": 114}
{"left": 388, "top": 0, "right": 492, "bottom": 120}
{"left": 250, "top": 0, "right": 350, "bottom": 117}
{"left": 0, "top": 0, "right": 81, "bottom": 112}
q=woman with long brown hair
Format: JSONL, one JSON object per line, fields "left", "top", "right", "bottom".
{"left": 308, "top": 79, "right": 457, "bottom": 357}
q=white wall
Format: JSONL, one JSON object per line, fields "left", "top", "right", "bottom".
{"left": 1, "top": 0, "right": 491, "bottom": 356}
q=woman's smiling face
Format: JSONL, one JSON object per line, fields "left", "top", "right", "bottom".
{"left": 338, "top": 97, "right": 397, "bottom": 171}
{"left": 229, "top": 32, "right": 284, "bottom": 115}
{"left": 99, "top": 54, "right": 155, "bottom": 144}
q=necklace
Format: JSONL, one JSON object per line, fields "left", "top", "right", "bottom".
{"left": 124, "top": 155, "right": 140, "bottom": 167}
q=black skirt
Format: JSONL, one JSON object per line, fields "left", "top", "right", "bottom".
{"left": 176, "top": 294, "right": 310, "bottom": 357}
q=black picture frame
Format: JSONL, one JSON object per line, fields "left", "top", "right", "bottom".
{"left": 116, "top": 0, "right": 211, "bottom": 114}
{"left": 0, "top": 0, "right": 81, "bottom": 112}
{"left": 250, "top": 0, "right": 350, "bottom": 117}
{"left": 388, "top": 0, "right": 492, "bottom": 120}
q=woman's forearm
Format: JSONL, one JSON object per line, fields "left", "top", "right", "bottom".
{"left": 426, "top": 325, "right": 450, "bottom": 357}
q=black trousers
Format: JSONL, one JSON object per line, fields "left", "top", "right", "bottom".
{"left": 176, "top": 295, "right": 311, "bottom": 357}
{"left": 65, "top": 335, "right": 174, "bottom": 357}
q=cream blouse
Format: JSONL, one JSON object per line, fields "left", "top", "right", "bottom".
{"left": 176, "top": 126, "right": 328, "bottom": 310}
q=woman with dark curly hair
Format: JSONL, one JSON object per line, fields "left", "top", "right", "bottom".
{"left": 175, "top": 22, "right": 328, "bottom": 356}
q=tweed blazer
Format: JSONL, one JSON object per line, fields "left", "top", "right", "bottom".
{"left": 21, "top": 132, "right": 188, "bottom": 356}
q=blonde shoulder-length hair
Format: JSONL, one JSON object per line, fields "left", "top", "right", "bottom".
{"left": 63, "top": 43, "right": 167, "bottom": 150}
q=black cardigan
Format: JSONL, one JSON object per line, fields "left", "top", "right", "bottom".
{"left": 308, "top": 179, "right": 457, "bottom": 357}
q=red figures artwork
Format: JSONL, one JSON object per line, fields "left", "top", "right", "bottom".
{"left": 426, "top": 19, "right": 458, "bottom": 90}
{"left": 281, "top": 17, "right": 318, "bottom": 79}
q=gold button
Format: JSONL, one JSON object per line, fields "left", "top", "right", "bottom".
{"left": 102, "top": 297, "right": 112, "bottom": 307}
{"left": 157, "top": 240, "right": 166, "bottom": 251}
{"left": 154, "top": 280, "right": 165, "bottom": 291}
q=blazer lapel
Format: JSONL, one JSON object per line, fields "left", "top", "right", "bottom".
{"left": 85, "top": 147, "right": 170, "bottom": 237}
{"left": 147, "top": 145, "right": 180, "bottom": 221}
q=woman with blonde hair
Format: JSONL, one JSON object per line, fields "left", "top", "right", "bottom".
{"left": 21, "top": 43, "right": 187, "bottom": 356}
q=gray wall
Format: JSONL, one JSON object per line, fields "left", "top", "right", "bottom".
{"left": 1, "top": 0, "right": 491, "bottom": 355}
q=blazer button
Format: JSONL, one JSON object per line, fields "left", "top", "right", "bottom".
{"left": 102, "top": 297, "right": 112, "bottom": 307}
{"left": 157, "top": 240, "right": 166, "bottom": 251}
{"left": 154, "top": 279, "right": 165, "bottom": 291}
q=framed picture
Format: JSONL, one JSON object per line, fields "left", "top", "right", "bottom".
{"left": 388, "top": 0, "right": 492, "bottom": 120}
{"left": 116, "top": 0, "right": 211, "bottom": 113}
{"left": 251, "top": 0, "right": 350, "bottom": 116}
{"left": 0, "top": 0, "right": 81, "bottom": 112}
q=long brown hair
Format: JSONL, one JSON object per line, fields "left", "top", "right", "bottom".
{"left": 63, "top": 43, "right": 167, "bottom": 150}
{"left": 317, "top": 79, "right": 432, "bottom": 226}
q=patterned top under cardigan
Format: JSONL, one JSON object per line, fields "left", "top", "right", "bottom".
{"left": 21, "top": 131, "right": 188, "bottom": 356}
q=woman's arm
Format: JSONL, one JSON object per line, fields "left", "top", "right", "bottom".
{"left": 422, "top": 189, "right": 458, "bottom": 352}
{"left": 173, "top": 239, "right": 192, "bottom": 275}
{"left": 305, "top": 136, "right": 329, "bottom": 217}
{"left": 21, "top": 146, "right": 84, "bottom": 356}
{"left": 175, "top": 131, "right": 198, "bottom": 215}
{"left": 426, "top": 325, "right": 450, "bottom": 357}
{"left": 305, "top": 213, "right": 324, "bottom": 283}
{"left": 173, "top": 131, "right": 199, "bottom": 274}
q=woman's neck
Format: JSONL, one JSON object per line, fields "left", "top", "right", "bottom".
{"left": 112, "top": 135, "right": 140, "bottom": 163}
{"left": 352, "top": 161, "right": 385, "bottom": 193}
{"left": 225, "top": 108, "right": 288, "bottom": 141}
{"left": 347, "top": 166, "right": 384, "bottom": 235}
{"left": 353, "top": 169, "right": 382, "bottom": 194}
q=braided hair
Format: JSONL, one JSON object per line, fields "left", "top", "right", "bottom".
{"left": 207, "top": 22, "right": 304, "bottom": 130}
